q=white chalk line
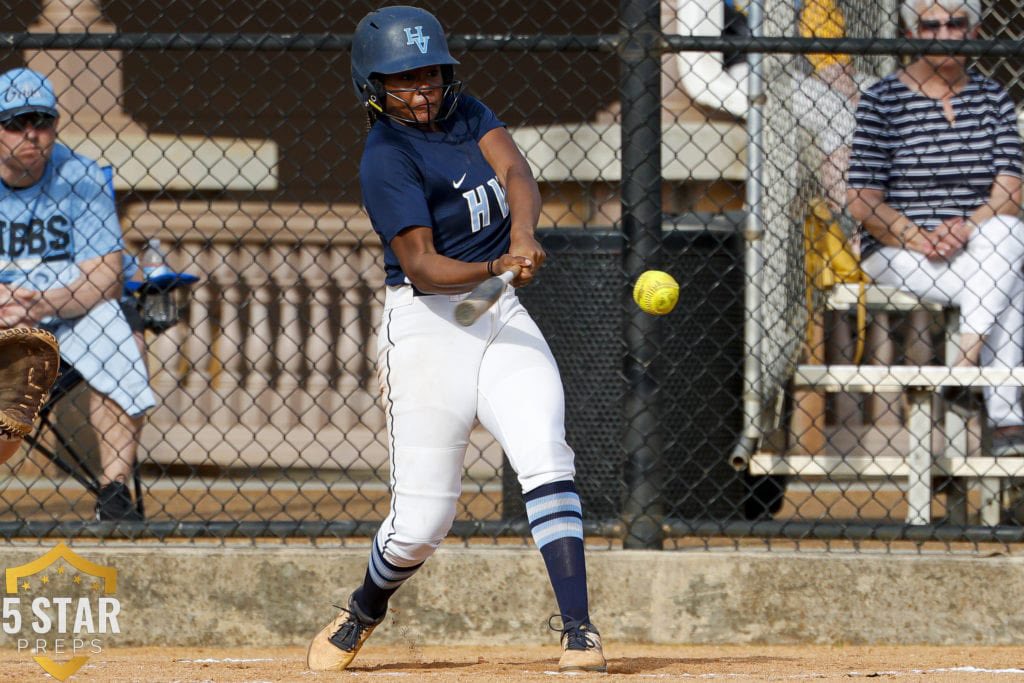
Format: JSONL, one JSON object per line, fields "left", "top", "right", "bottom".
{"left": 175, "top": 657, "right": 277, "bottom": 663}
{"left": 537, "top": 665, "right": 1024, "bottom": 679}
{"left": 167, "top": 659, "right": 1024, "bottom": 679}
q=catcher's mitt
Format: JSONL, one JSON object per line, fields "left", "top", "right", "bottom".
{"left": 0, "top": 328, "right": 60, "bottom": 439}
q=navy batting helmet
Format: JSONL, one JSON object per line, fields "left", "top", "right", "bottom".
{"left": 352, "top": 6, "right": 462, "bottom": 123}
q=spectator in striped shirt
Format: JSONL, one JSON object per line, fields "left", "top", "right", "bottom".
{"left": 847, "top": 0, "right": 1024, "bottom": 456}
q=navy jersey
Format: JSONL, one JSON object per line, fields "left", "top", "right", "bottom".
{"left": 360, "top": 95, "right": 512, "bottom": 286}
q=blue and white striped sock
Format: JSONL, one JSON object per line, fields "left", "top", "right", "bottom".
{"left": 524, "top": 480, "right": 590, "bottom": 624}
{"left": 354, "top": 538, "right": 423, "bottom": 619}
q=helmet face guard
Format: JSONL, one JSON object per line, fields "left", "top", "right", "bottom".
{"left": 352, "top": 6, "right": 462, "bottom": 124}
{"left": 378, "top": 77, "right": 463, "bottom": 125}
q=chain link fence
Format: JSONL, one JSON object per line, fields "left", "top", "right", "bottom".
{"left": 2, "top": 0, "right": 1024, "bottom": 549}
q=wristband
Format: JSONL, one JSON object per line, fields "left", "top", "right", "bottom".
{"left": 487, "top": 260, "right": 496, "bottom": 276}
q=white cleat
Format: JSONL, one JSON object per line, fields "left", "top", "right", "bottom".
{"left": 306, "top": 594, "right": 383, "bottom": 672}
{"left": 557, "top": 619, "right": 607, "bottom": 673}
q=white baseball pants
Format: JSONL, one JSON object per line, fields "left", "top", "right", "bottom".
{"left": 373, "top": 283, "right": 576, "bottom": 567}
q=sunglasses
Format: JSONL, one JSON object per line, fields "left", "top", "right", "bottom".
{"left": 0, "top": 113, "right": 56, "bottom": 132}
{"left": 918, "top": 16, "right": 971, "bottom": 32}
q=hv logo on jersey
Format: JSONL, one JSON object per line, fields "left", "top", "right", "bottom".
{"left": 462, "top": 177, "right": 509, "bottom": 233}
{"left": 404, "top": 26, "right": 430, "bottom": 53}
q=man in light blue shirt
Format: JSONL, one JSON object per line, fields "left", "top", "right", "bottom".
{"left": 0, "top": 67, "right": 154, "bottom": 521}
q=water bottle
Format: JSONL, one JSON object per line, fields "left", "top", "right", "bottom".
{"left": 138, "top": 238, "right": 176, "bottom": 328}
{"left": 139, "top": 238, "right": 171, "bottom": 279}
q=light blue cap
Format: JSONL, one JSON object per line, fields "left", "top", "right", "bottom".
{"left": 0, "top": 68, "right": 58, "bottom": 121}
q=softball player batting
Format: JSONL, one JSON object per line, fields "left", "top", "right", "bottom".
{"left": 306, "top": 5, "right": 605, "bottom": 674}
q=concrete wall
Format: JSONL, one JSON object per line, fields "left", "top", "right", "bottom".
{"left": 2, "top": 546, "right": 1024, "bottom": 648}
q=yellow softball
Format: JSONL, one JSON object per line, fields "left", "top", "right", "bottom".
{"left": 632, "top": 270, "right": 679, "bottom": 316}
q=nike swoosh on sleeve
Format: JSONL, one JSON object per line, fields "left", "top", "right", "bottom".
{"left": 452, "top": 173, "right": 467, "bottom": 189}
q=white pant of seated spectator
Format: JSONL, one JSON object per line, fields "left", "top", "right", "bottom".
{"left": 861, "top": 214, "right": 1024, "bottom": 428}
{"left": 43, "top": 298, "right": 156, "bottom": 417}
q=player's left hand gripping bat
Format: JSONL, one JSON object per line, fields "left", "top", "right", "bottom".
{"left": 454, "top": 266, "right": 521, "bottom": 327}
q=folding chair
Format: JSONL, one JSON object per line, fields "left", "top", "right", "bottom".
{"left": 21, "top": 272, "right": 198, "bottom": 519}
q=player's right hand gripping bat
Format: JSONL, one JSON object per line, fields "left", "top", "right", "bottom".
{"left": 454, "top": 266, "right": 521, "bottom": 327}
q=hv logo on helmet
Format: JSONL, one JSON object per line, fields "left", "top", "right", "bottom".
{"left": 404, "top": 26, "right": 430, "bottom": 53}
{"left": 3, "top": 543, "right": 121, "bottom": 681}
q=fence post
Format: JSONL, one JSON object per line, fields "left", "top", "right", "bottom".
{"left": 731, "top": 0, "right": 768, "bottom": 474}
{"left": 619, "top": 0, "right": 665, "bottom": 549}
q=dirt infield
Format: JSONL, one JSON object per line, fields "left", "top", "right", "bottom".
{"left": 8, "top": 644, "right": 1024, "bottom": 682}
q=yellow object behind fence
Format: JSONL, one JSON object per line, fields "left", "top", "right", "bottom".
{"left": 803, "top": 198, "right": 869, "bottom": 364}
{"left": 799, "top": 0, "right": 853, "bottom": 72}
